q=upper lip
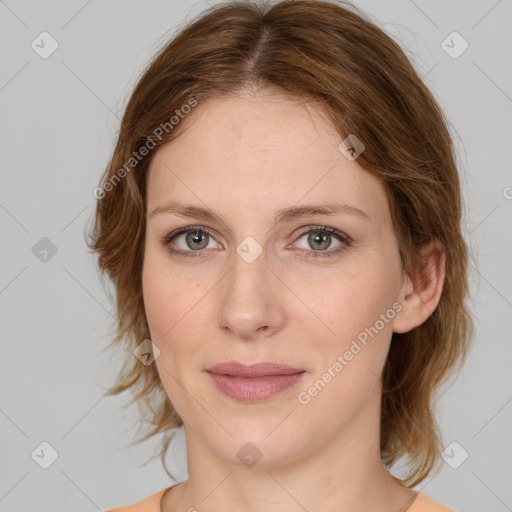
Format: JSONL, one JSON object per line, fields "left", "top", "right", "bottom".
{"left": 206, "top": 361, "right": 305, "bottom": 377}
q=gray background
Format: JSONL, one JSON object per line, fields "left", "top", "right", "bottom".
{"left": 1, "top": 0, "right": 511, "bottom": 511}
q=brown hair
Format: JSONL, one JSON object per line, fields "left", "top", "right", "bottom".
{"left": 86, "top": 0, "right": 473, "bottom": 487}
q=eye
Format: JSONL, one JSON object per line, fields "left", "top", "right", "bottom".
{"left": 162, "top": 226, "right": 221, "bottom": 259}
{"left": 292, "top": 226, "right": 352, "bottom": 259}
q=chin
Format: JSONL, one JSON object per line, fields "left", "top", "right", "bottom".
{"left": 203, "top": 427, "right": 309, "bottom": 470}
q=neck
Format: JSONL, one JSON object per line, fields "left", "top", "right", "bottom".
{"left": 168, "top": 382, "right": 416, "bottom": 512}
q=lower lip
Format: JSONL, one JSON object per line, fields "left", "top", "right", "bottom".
{"left": 207, "top": 371, "right": 306, "bottom": 403}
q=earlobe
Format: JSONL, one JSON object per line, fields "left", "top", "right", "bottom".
{"left": 392, "top": 239, "right": 446, "bottom": 334}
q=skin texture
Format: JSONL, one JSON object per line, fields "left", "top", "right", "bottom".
{"left": 142, "top": 87, "right": 445, "bottom": 512}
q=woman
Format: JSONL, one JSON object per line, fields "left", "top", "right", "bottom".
{"left": 88, "top": 1, "right": 473, "bottom": 510}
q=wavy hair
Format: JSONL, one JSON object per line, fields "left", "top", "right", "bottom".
{"left": 86, "top": 0, "right": 474, "bottom": 487}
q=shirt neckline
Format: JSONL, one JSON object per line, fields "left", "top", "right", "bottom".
{"left": 160, "top": 483, "right": 179, "bottom": 511}
{"left": 160, "top": 485, "right": 421, "bottom": 511}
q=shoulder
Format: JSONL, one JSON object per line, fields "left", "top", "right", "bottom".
{"left": 409, "top": 492, "right": 456, "bottom": 512}
{"left": 104, "top": 487, "right": 168, "bottom": 512}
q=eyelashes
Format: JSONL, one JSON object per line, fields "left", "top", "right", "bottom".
{"left": 292, "top": 226, "right": 352, "bottom": 260}
{"left": 161, "top": 225, "right": 353, "bottom": 260}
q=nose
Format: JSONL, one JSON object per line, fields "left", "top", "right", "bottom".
{"left": 216, "top": 248, "right": 287, "bottom": 341}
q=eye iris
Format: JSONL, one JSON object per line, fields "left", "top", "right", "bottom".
{"left": 308, "top": 230, "right": 330, "bottom": 250}
{"left": 186, "top": 230, "right": 208, "bottom": 250}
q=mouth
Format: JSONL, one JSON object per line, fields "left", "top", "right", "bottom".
{"left": 205, "top": 361, "right": 306, "bottom": 403}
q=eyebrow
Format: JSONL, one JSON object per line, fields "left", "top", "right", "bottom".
{"left": 149, "top": 200, "right": 371, "bottom": 227}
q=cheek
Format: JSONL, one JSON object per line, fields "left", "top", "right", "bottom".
{"left": 142, "top": 264, "right": 206, "bottom": 417}
{"left": 296, "top": 279, "right": 396, "bottom": 423}
{"left": 142, "top": 255, "right": 215, "bottom": 393}
{"left": 295, "top": 257, "right": 400, "bottom": 407}
{"left": 143, "top": 282, "right": 208, "bottom": 360}
{"left": 142, "top": 248, "right": 204, "bottom": 340}
{"left": 300, "top": 263, "right": 398, "bottom": 347}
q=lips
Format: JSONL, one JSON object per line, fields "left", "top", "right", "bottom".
{"left": 206, "top": 361, "right": 305, "bottom": 377}
{"left": 206, "top": 361, "right": 306, "bottom": 403}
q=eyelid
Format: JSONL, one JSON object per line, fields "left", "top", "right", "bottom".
{"left": 291, "top": 225, "right": 351, "bottom": 243}
{"left": 163, "top": 225, "right": 221, "bottom": 244}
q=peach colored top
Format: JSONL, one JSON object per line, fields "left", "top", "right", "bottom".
{"left": 104, "top": 487, "right": 455, "bottom": 512}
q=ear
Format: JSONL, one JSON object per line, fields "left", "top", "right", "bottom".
{"left": 392, "top": 238, "right": 446, "bottom": 334}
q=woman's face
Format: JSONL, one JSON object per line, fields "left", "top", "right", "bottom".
{"left": 142, "top": 89, "right": 407, "bottom": 467}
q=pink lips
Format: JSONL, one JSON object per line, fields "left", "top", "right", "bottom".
{"left": 206, "top": 361, "right": 306, "bottom": 403}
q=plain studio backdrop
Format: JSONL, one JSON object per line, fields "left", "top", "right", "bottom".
{"left": 0, "top": 1, "right": 511, "bottom": 511}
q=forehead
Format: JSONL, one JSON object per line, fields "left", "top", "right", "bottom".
{"left": 146, "top": 90, "right": 389, "bottom": 229}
